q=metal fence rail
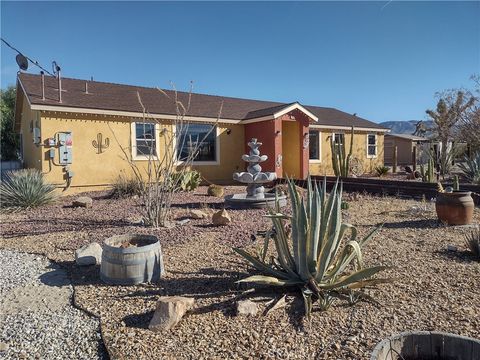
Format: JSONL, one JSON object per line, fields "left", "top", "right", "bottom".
{"left": 0, "top": 161, "right": 22, "bottom": 180}
{"left": 279, "top": 176, "right": 480, "bottom": 204}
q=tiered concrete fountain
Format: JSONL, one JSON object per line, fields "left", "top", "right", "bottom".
{"left": 225, "top": 138, "right": 287, "bottom": 209}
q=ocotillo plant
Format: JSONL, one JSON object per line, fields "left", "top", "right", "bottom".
{"left": 331, "top": 126, "right": 354, "bottom": 177}
{"left": 92, "top": 133, "right": 110, "bottom": 154}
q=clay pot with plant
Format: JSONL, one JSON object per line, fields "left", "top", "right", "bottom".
{"left": 435, "top": 176, "right": 474, "bottom": 225}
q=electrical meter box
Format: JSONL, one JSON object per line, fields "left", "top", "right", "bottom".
{"left": 58, "top": 132, "right": 73, "bottom": 165}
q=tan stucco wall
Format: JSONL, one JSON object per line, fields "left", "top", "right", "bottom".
{"left": 36, "top": 111, "right": 244, "bottom": 191}
{"left": 308, "top": 130, "right": 385, "bottom": 176}
{"left": 19, "top": 99, "right": 42, "bottom": 170}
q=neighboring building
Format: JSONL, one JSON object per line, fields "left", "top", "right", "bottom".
{"left": 384, "top": 133, "right": 429, "bottom": 166}
{"left": 15, "top": 73, "right": 388, "bottom": 192}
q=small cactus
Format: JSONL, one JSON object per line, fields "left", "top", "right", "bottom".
{"left": 453, "top": 175, "right": 460, "bottom": 191}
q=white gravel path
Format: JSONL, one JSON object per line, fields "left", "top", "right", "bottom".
{"left": 0, "top": 250, "right": 105, "bottom": 359}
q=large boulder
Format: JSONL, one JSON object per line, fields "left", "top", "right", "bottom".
{"left": 212, "top": 209, "right": 231, "bottom": 226}
{"left": 73, "top": 196, "right": 93, "bottom": 208}
{"left": 75, "top": 242, "right": 102, "bottom": 266}
{"left": 149, "top": 296, "right": 195, "bottom": 331}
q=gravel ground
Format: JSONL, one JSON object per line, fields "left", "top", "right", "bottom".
{"left": 1, "top": 186, "right": 479, "bottom": 359}
{"left": 0, "top": 250, "right": 105, "bottom": 359}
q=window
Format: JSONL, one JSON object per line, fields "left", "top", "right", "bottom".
{"left": 177, "top": 123, "right": 217, "bottom": 163}
{"left": 135, "top": 123, "right": 157, "bottom": 157}
{"left": 309, "top": 130, "right": 321, "bottom": 161}
{"left": 367, "top": 134, "right": 377, "bottom": 158}
{"left": 333, "top": 133, "right": 344, "bottom": 145}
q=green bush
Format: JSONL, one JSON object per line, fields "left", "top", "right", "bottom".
{"left": 234, "top": 178, "right": 389, "bottom": 317}
{"left": 458, "top": 153, "right": 480, "bottom": 184}
{"left": 170, "top": 170, "right": 201, "bottom": 192}
{"left": 374, "top": 166, "right": 390, "bottom": 177}
{"left": 109, "top": 174, "right": 144, "bottom": 198}
{"left": 0, "top": 169, "right": 57, "bottom": 209}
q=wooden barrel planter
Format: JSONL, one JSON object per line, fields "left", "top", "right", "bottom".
{"left": 100, "top": 234, "right": 165, "bottom": 285}
{"left": 436, "top": 191, "right": 474, "bottom": 225}
{"left": 371, "top": 331, "right": 480, "bottom": 360}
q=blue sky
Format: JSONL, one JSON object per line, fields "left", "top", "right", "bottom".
{"left": 1, "top": 1, "right": 479, "bottom": 123}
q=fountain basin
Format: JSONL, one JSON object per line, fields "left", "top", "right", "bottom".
{"left": 225, "top": 193, "right": 287, "bottom": 209}
{"left": 233, "top": 172, "right": 277, "bottom": 183}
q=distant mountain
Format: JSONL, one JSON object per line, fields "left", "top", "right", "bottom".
{"left": 379, "top": 120, "right": 434, "bottom": 136}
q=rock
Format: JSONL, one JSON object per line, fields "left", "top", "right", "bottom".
{"left": 207, "top": 184, "right": 225, "bottom": 197}
{"left": 72, "top": 196, "right": 93, "bottom": 208}
{"left": 236, "top": 299, "right": 258, "bottom": 316}
{"left": 0, "top": 342, "right": 9, "bottom": 352}
{"left": 149, "top": 296, "right": 195, "bottom": 331}
{"left": 212, "top": 209, "right": 231, "bottom": 226}
{"left": 75, "top": 242, "right": 102, "bottom": 266}
{"left": 447, "top": 244, "right": 457, "bottom": 252}
{"left": 188, "top": 209, "right": 208, "bottom": 219}
{"left": 176, "top": 219, "right": 190, "bottom": 226}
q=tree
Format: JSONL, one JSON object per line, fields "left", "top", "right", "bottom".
{"left": 457, "top": 75, "right": 480, "bottom": 152}
{"left": 426, "top": 90, "right": 474, "bottom": 175}
{"left": 0, "top": 86, "right": 20, "bottom": 160}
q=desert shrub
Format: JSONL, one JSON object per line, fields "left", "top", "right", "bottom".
{"left": 0, "top": 169, "right": 57, "bottom": 209}
{"left": 207, "top": 184, "right": 224, "bottom": 197}
{"left": 109, "top": 174, "right": 144, "bottom": 198}
{"left": 375, "top": 166, "right": 390, "bottom": 177}
{"left": 169, "top": 169, "right": 201, "bottom": 192}
{"left": 234, "top": 178, "right": 389, "bottom": 317}
{"left": 458, "top": 153, "right": 480, "bottom": 184}
{"left": 465, "top": 228, "right": 480, "bottom": 260}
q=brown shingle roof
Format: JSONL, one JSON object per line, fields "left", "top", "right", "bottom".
{"left": 18, "top": 73, "right": 387, "bottom": 129}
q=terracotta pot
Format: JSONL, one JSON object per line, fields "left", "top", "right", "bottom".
{"left": 435, "top": 191, "right": 474, "bottom": 225}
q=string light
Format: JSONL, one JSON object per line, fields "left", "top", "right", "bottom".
{"left": 1, "top": 37, "right": 55, "bottom": 76}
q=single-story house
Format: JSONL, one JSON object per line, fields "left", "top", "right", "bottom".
{"left": 15, "top": 73, "right": 389, "bottom": 192}
{"left": 384, "top": 133, "right": 429, "bottom": 166}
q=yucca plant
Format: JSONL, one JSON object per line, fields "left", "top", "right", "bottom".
{"left": 458, "top": 153, "right": 480, "bottom": 185}
{"left": 465, "top": 228, "right": 480, "bottom": 260}
{"left": 234, "top": 178, "right": 389, "bottom": 317}
{"left": 0, "top": 169, "right": 58, "bottom": 209}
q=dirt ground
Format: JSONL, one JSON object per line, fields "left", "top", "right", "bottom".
{"left": 0, "top": 186, "right": 479, "bottom": 359}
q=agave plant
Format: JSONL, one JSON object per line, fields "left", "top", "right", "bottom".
{"left": 465, "top": 228, "right": 480, "bottom": 260}
{"left": 234, "top": 178, "right": 389, "bottom": 317}
{"left": 0, "top": 169, "right": 58, "bottom": 209}
{"left": 458, "top": 153, "right": 480, "bottom": 185}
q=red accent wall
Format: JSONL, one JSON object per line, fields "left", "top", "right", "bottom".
{"left": 244, "top": 119, "right": 282, "bottom": 177}
{"left": 243, "top": 109, "right": 312, "bottom": 180}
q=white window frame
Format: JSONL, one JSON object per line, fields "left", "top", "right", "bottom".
{"left": 332, "top": 132, "right": 345, "bottom": 146}
{"left": 308, "top": 130, "right": 322, "bottom": 163}
{"left": 174, "top": 123, "right": 220, "bottom": 166}
{"left": 131, "top": 121, "right": 160, "bottom": 161}
{"left": 366, "top": 133, "right": 377, "bottom": 159}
